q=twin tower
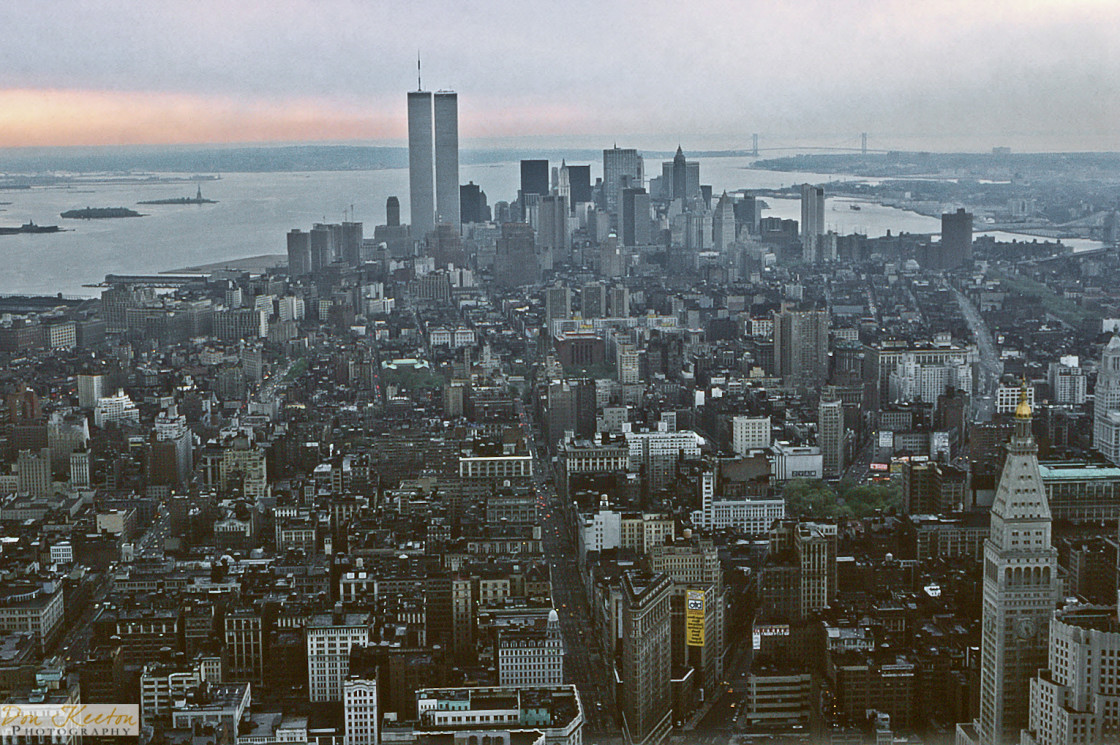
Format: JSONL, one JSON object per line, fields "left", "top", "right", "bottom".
{"left": 407, "top": 89, "right": 459, "bottom": 237}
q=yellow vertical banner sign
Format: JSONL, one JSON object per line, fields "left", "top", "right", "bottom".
{"left": 685, "top": 589, "right": 705, "bottom": 647}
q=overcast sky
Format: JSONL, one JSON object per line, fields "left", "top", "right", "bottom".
{"left": 1, "top": 0, "right": 1118, "bottom": 150}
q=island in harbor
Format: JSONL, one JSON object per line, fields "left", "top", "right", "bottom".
{"left": 138, "top": 186, "right": 218, "bottom": 205}
{"left": 60, "top": 207, "right": 144, "bottom": 219}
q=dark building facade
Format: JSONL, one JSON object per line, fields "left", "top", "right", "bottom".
{"left": 567, "top": 165, "right": 592, "bottom": 205}
{"left": 519, "top": 159, "right": 549, "bottom": 201}
{"left": 621, "top": 188, "right": 651, "bottom": 246}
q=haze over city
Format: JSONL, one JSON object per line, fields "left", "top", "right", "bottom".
{"left": 2, "top": 0, "right": 1119, "bottom": 150}
{"left": 6, "top": 4, "right": 1120, "bottom": 745}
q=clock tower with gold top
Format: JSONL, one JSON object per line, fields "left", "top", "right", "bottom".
{"left": 958, "top": 383, "right": 1061, "bottom": 745}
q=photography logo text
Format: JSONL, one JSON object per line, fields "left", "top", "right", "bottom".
{"left": 0, "top": 704, "right": 140, "bottom": 737}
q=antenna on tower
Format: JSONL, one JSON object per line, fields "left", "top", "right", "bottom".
{"left": 417, "top": 52, "right": 422, "bottom": 90}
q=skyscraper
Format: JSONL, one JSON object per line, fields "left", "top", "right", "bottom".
{"left": 621, "top": 187, "right": 651, "bottom": 246}
{"left": 621, "top": 571, "right": 672, "bottom": 745}
{"left": 433, "top": 91, "right": 459, "bottom": 227}
{"left": 603, "top": 147, "right": 643, "bottom": 215}
{"left": 1022, "top": 605, "right": 1120, "bottom": 745}
{"left": 408, "top": 86, "right": 459, "bottom": 234}
{"left": 538, "top": 194, "right": 569, "bottom": 263}
{"left": 940, "top": 207, "right": 974, "bottom": 269}
{"left": 686, "top": 162, "right": 701, "bottom": 201}
{"left": 340, "top": 221, "right": 363, "bottom": 266}
{"left": 386, "top": 196, "right": 400, "bottom": 227}
{"left": 566, "top": 164, "right": 592, "bottom": 206}
{"left": 712, "top": 191, "right": 736, "bottom": 250}
{"left": 609, "top": 285, "right": 630, "bottom": 317}
{"left": 773, "top": 305, "right": 830, "bottom": 389}
{"left": 659, "top": 161, "right": 674, "bottom": 200}
{"left": 286, "top": 229, "right": 311, "bottom": 277}
{"left": 520, "top": 160, "right": 549, "bottom": 201}
{"left": 407, "top": 90, "right": 435, "bottom": 237}
{"left": 1094, "top": 335, "right": 1120, "bottom": 464}
{"left": 818, "top": 393, "right": 845, "bottom": 479}
{"left": 495, "top": 223, "right": 539, "bottom": 287}
{"left": 582, "top": 282, "right": 607, "bottom": 319}
{"left": 661, "top": 150, "right": 700, "bottom": 203}
{"left": 958, "top": 386, "right": 1059, "bottom": 745}
{"left": 734, "top": 196, "right": 762, "bottom": 235}
{"left": 544, "top": 285, "right": 571, "bottom": 324}
{"left": 800, "top": 184, "right": 825, "bottom": 262}
{"left": 556, "top": 162, "right": 569, "bottom": 204}
{"left": 459, "top": 182, "right": 486, "bottom": 224}
{"left": 309, "top": 224, "right": 333, "bottom": 273}
{"left": 672, "top": 146, "right": 687, "bottom": 204}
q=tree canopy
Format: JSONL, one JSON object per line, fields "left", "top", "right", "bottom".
{"left": 782, "top": 478, "right": 902, "bottom": 519}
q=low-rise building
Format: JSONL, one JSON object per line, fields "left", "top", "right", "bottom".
{"left": 416, "top": 684, "right": 583, "bottom": 745}
{"left": 497, "top": 610, "right": 564, "bottom": 687}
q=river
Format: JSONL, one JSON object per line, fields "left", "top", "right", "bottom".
{"left": 0, "top": 156, "right": 1101, "bottom": 297}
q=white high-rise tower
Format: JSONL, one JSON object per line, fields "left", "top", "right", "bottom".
{"left": 800, "top": 183, "right": 825, "bottom": 262}
{"left": 407, "top": 89, "right": 435, "bottom": 237}
{"left": 1093, "top": 335, "right": 1120, "bottom": 464}
{"left": 958, "top": 383, "right": 1060, "bottom": 745}
{"left": 433, "top": 91, "right": 460, "bottom": 227}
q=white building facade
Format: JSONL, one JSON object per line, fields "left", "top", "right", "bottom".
{"left": 307, "top": 616, "right": 370, "bottom": 702}
{"left": 1023, "top": 605, "right": 1120, "bottom": 745}
{"left": 497, "top": 610, "right": 564, "bottom": 687}
{"left": 732, "top": 416, "right": 771, "bottom": 454}
{"left": 1094, "top": 336, "right": 1120, "bottom": 465}
{"left": 343, "top": 676, "right": 378, "bottom": 745}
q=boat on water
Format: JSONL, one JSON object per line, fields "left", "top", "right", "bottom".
{"left": 850, "top": 204, "right": 862, "bottom": 210}
{"left": 0, "top": 221, "right": 62, "bottom": 235}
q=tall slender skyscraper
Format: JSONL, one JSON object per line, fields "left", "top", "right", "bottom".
{"left": 433, "top": 91, "right": 460, "bottom": 227}
{"left": 408, "top": 80, "right": 459, "bottom": 235}
{"left": 818, "top": 393, "right": 845, "bottom": 479}
{"left": 408, "top": 90, "right": 435, "bottom": 237}
{"left": 958, "top": 385, "right": 1059, "bottom": 745}
{"left": 672, "top": 146, "right": 686, "bottom": 204}
{"left": 538, "top": 194, "right": 569, "bottom": 261}
{"left": 667, "top": 145, "right": 685, "bottom": 201}
{"left": 800, "top": 184, "right": 825, "bottom": 262}
{"left": 286, "top": 229, "right": 311, "bottom": 278}
{"left": 621, "top": 571, "right": 672, "bottom": 745}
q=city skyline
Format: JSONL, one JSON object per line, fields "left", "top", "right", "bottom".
{"left": 1, "top": 0, "right": 1119, "bottom": 150}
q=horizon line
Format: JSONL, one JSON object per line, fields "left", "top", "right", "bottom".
{"left": 1, "top": 138, "right": 1117, "bottom": 157}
